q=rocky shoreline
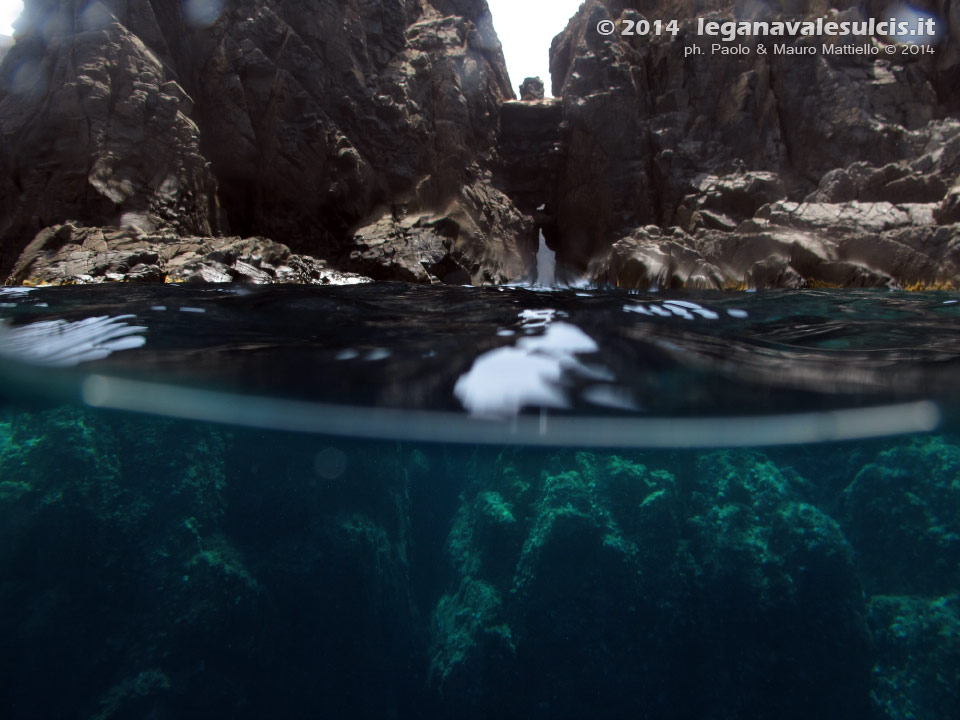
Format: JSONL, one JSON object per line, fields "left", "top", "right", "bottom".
{"left": 1, "top": 1, "right": 958, "bottom": 288}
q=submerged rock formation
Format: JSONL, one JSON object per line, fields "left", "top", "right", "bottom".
{"left": 0, "top": 0, "right": 533, "bottom": 284}
{"left": 430, "top": 450, "right": 874, "bottom": 719}
{"left": 2, "top": 405, "right": 958, "bottom": 719}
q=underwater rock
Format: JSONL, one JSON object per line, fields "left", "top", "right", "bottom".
{"left": 0, "top": 408, "right": 258, "bottom": 718}
{"left": 869, "top": 594, "right": 960, "bottom": 720}
{"left": 0, "top": 411, "right": 424, "bottom": 718}
{"left": 839, "top": 436, "right": 960, "bottom": 596}
{"left": 3, "top": 411, "right": 958, "bottom": 719}
{"left": 430, "top": 449, "right": 872, "bottom": 719}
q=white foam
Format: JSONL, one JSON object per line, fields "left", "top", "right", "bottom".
{"left": 0, "top": 315, "right": 146, "bottom": 367}
{"left": 663, "top": 300, "right": 719, "bottom": 320}
{"left": 455, "top": 321, "right": 601, "bottom": 417}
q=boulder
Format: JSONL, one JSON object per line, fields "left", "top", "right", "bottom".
{"left": 518, "top": 76, "right": 544, "bottom": 101}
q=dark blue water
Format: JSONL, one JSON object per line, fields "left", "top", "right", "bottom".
{"left": 1, "top": 284, "right": 958, "bottom": 719}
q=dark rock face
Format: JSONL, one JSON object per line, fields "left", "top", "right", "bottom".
{"left": 497, "top": 97, "right": 563, "bottom": 230}
{"left": 0, "top": 0, "right": 532, "bottom": 284}
{"left": 839, "top": 437, "right": 960, "bottom": 596}
{"left": 938, "top": 179, "right": 960, "bottom": 224}
{"left": 518, "top": 75, "right": 543, "bottom": 101}
{"left": 3, "top": 0, "right": 960, "bottom": 287}
{"left": 539, "top": 0, "right": 960, "bottom": 287}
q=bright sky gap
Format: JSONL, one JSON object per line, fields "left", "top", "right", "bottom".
{"left": 0, "top": 0, "right": 21, "bottom": 36}
{"left": 483, "top": 0, "right": 585, "bottom": 97}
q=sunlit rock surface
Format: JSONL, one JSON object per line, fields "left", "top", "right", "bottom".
{"left": 8, "top": 223, "right": 372, "bottom": 285}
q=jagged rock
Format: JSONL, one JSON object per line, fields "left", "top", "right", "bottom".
{"left": 807, "top": 121, "right": 960, "bottom": 204}
{"left": 591, "top": 217, "right": 960, "bottom": 290}
{"left": 0, "top": 15, "right": 219, "bottom": 279}
{"left": 431, "top": 450, "right": 872, "bottom": 719}
{"left": 676, "top": 170, "right": 787, "bottom": 231}
{"left": 938, "top": 180, "right": 960, "bottom": 224}
{"left": 3, "top": 0, "right": 960, "bottom": 287}
{"left": 346, "top": 209, "right": 469, "bottom": 284}
{"left": 518, "top": 76, "right": 544, "bottom": 101}
{"left": 7, "top": 223, "right": 371, "bottom": 285}
{"left": 547, "top": 0, "right": 959, "bottom": 279}
{"left": 759, "top": 201, "right": 939, "bottom": 234}
{"left": 344, "top": 178, "right": 534, "bottom": 283}
{"left": 589, "top": 226, "right": 727, "bottom": 289}
{"left": 0, "top": 408, "right": 423, "bottom": 717}
{"left": 0, "top": 0, "right": 532, "bottom": 283}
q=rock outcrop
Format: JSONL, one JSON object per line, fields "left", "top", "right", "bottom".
{"left": 2, "top": 0, "right": 960, "bottom": 288}
{"left": 535, "top": 0, "right": 960, "bottom": 287}
{"left": 8, "top": 222, "right": 371, "bottom": 285}
{"left": 517, "top": 75, "right": 543, "bottom": 101}
{"left": 0, "top": 0, "right": 533, "bottom": 284}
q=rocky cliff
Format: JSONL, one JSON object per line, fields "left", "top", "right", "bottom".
{"left": 2, "top": 1, "right": 960, "bottom": 288}
{"left": 0, "top": 0, "right": 533, "bottom": 284}
{"left": 528, "top": 0, "right": 960, "bottom": 288}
